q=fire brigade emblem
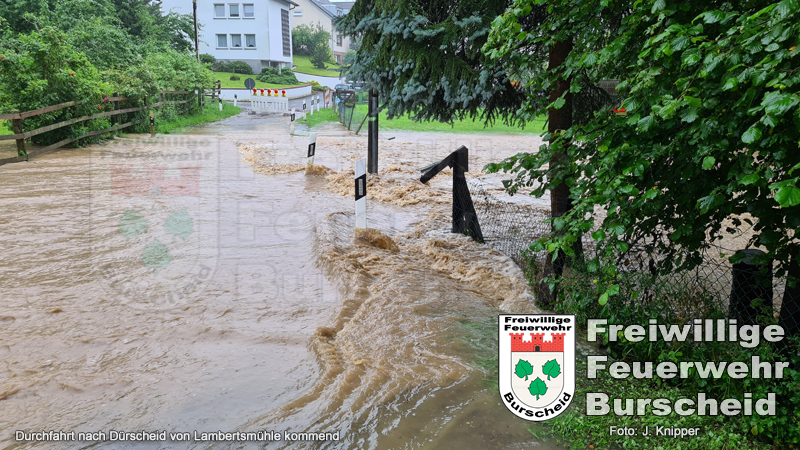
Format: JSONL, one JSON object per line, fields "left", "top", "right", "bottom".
{"left": 499, "top": 314, "right": 576, "bottom": 421}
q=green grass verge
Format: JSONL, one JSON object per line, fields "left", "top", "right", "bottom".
{"left": 292, "top": 55, "right": 342, "bottom": 77}
{"left": 296, "top": 107, "right": 339, "bottom": 128}
{"left": 0, "top": 122, "right": 11, "bottom": 135}
{"left": 530, "top": 357, "right": 773, "bottom": 450}
{"left": 299, "top": 104, "right": 546, "bottom": 134}
{"left": 207, "top": 70, "right": 305, "bottom": 89}
{"left": 155, "top": 101, "right": 241, "bottom": 134}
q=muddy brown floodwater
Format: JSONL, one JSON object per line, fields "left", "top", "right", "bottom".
{"left": 0, "top": 111, "right": 565, "bottom": 449}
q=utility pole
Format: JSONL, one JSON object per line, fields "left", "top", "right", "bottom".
{"left": 193, "top": 0, "right": 200, "bottom": 62}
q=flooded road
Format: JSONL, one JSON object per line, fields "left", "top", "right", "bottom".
{"left": 0, "top": 112, "right": 560, "bottom": 449}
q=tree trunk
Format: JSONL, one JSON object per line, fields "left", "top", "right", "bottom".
{"left": 536, "top": 39, "right": 575, "bottom": 307}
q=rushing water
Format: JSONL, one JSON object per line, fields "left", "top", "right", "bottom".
{"left": 0, "top": 112, "right": 561, "bottom": 449}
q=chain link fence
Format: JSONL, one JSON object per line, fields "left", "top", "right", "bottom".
{"left": 466, "top": 178, "right": 796, "bottom": 332}
{"left": 337, "top": 92, "right": 368, "bottom": 133}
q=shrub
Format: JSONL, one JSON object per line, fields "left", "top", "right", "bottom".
{"left": 256, "top": 67, "right": 299, "bottom": 86}
{"left": 106, "top": 50, "right": 213, "bottom": 132}
{"left": 310, "top": 41, "right": 332, "bottom": 69}
{"left": 226, "top": 61, "right": 253, "bottom": 75}
{"left": 199, "top": 53, "right": 216, "bottom": 65}
{"left": 230, "top": 76, "right": 239, "bottom": 81}
{"left": 0, "top": 26, "right": 113, "bottom": 146}
{"left": 211, "top": 60, "right": 253, "bottom": 75}
{"left": 310, "top": 80, "right": 328, "bottom": 92}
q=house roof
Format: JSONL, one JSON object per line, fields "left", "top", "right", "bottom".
{"left": 306, "top": 0, "right": 343, "bottom": 19}
{"left": 333, "top": 1, "right": 354, "bottom": 10}
{"left": 277, "top": 0, "right": 301, "bottom": 7}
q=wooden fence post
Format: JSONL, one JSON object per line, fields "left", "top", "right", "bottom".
{"left": 11, "top": 110, "right": 26, "bottom": 159}
{"left": 112, "top": 92, "right": 119, "bottom": 127}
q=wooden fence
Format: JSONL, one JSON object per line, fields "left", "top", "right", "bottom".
{"left": 0, "top": 85, "right": 220, "bottom": 166}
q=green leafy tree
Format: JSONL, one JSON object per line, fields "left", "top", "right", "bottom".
{"left": 292, "top": 23, "right": 316, "bottom": 56}
{"left": 542, "top": 359, "right": 561, "bottom": 381}
{"left": 113, "top": 0, "right": 196, "bottom": 53}
{"left": 293, "top": 22, "right": 331, "bottom": 60}
{"left": 486, "top": 0, "right": 800, "bottom": 335}
{"left": 514, "top": 359, "right": 533, "bottom": 381}
{"left": 528, "top": 377, "right": 548, "bottom": 400}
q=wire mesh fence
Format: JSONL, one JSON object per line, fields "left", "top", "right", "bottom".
{"left": 337, "top": 99, "right": 368, "bottom": 133}
{"left": 465, "top": 177, "right": 797, "bottom": 331}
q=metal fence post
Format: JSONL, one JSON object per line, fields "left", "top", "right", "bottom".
{"left": 729, "top": 249, "right": 773, "bottom": 325}
{"left": 367, "top": 89, "right": 378, "bottom": 174}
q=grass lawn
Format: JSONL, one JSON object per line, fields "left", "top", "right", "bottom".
{"left": 0, "top": 122, "right": 11, "bottom": 135}
{"left": 292, "top": 55, "right": 343, "bottom": 78}
{"left": 530, "top": 357, "right": 773, "bottom": 450}
{"left": 155, "top": 101, "right": 241, "bottom": 134}
{"left": 296, "top": 108, "right": 339, "bottom": 128}
{"left": 207, "top": 71, "right": 306, "bottom": 89}
{"left": 300, "top": 104, "right": 546, "bottom": 134}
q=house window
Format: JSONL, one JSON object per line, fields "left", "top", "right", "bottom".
{"left": 336, "top": 35, "right": 342, "bottom": 46}
{"left": 229, "top": 4, "right": 239, "bottom": 17}
{"left": 246, "top": 34, "right": 256, "bottom": 48}
{"left": 281, "top": 9, "right": 291, "bottom": 57}
{"left": 214, "top": 4, "right": 225, "bottom": 17}
{"left": 216, "top": 34, "right": 227, "bottom": 48}
{"left": 335, "top": 54, "right": 342, "bottom": 64}
{"left": 293, "top": 10, "right": 302, "bottom": 16}
{"left": 243, "top": 4, "right": 254, "bottom": 17}
{"left": 231, "top": 34, "right": 242, "bottom": 48}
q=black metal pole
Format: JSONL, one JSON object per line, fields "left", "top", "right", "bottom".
{"left": 367, "top": 88, "right": 378, "bottom": 174}
{"left": 729, "top": 249, "right": 773, "bottom": 325}
{"left": 193, "top": 0, "right": 200, "bottom": 63}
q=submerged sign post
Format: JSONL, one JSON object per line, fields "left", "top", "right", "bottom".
{"left": 355, "top": 158, "right": 367, "bottom": 229}
{"left": 499, "top": 314, "right": 576, "bottom": 421}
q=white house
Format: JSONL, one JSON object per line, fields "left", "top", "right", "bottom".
{"left": 159, "top": 0, "right": 299, "bottom": 74}
{"left": 290, "top": 0, "right": 351, "bottom": 64}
